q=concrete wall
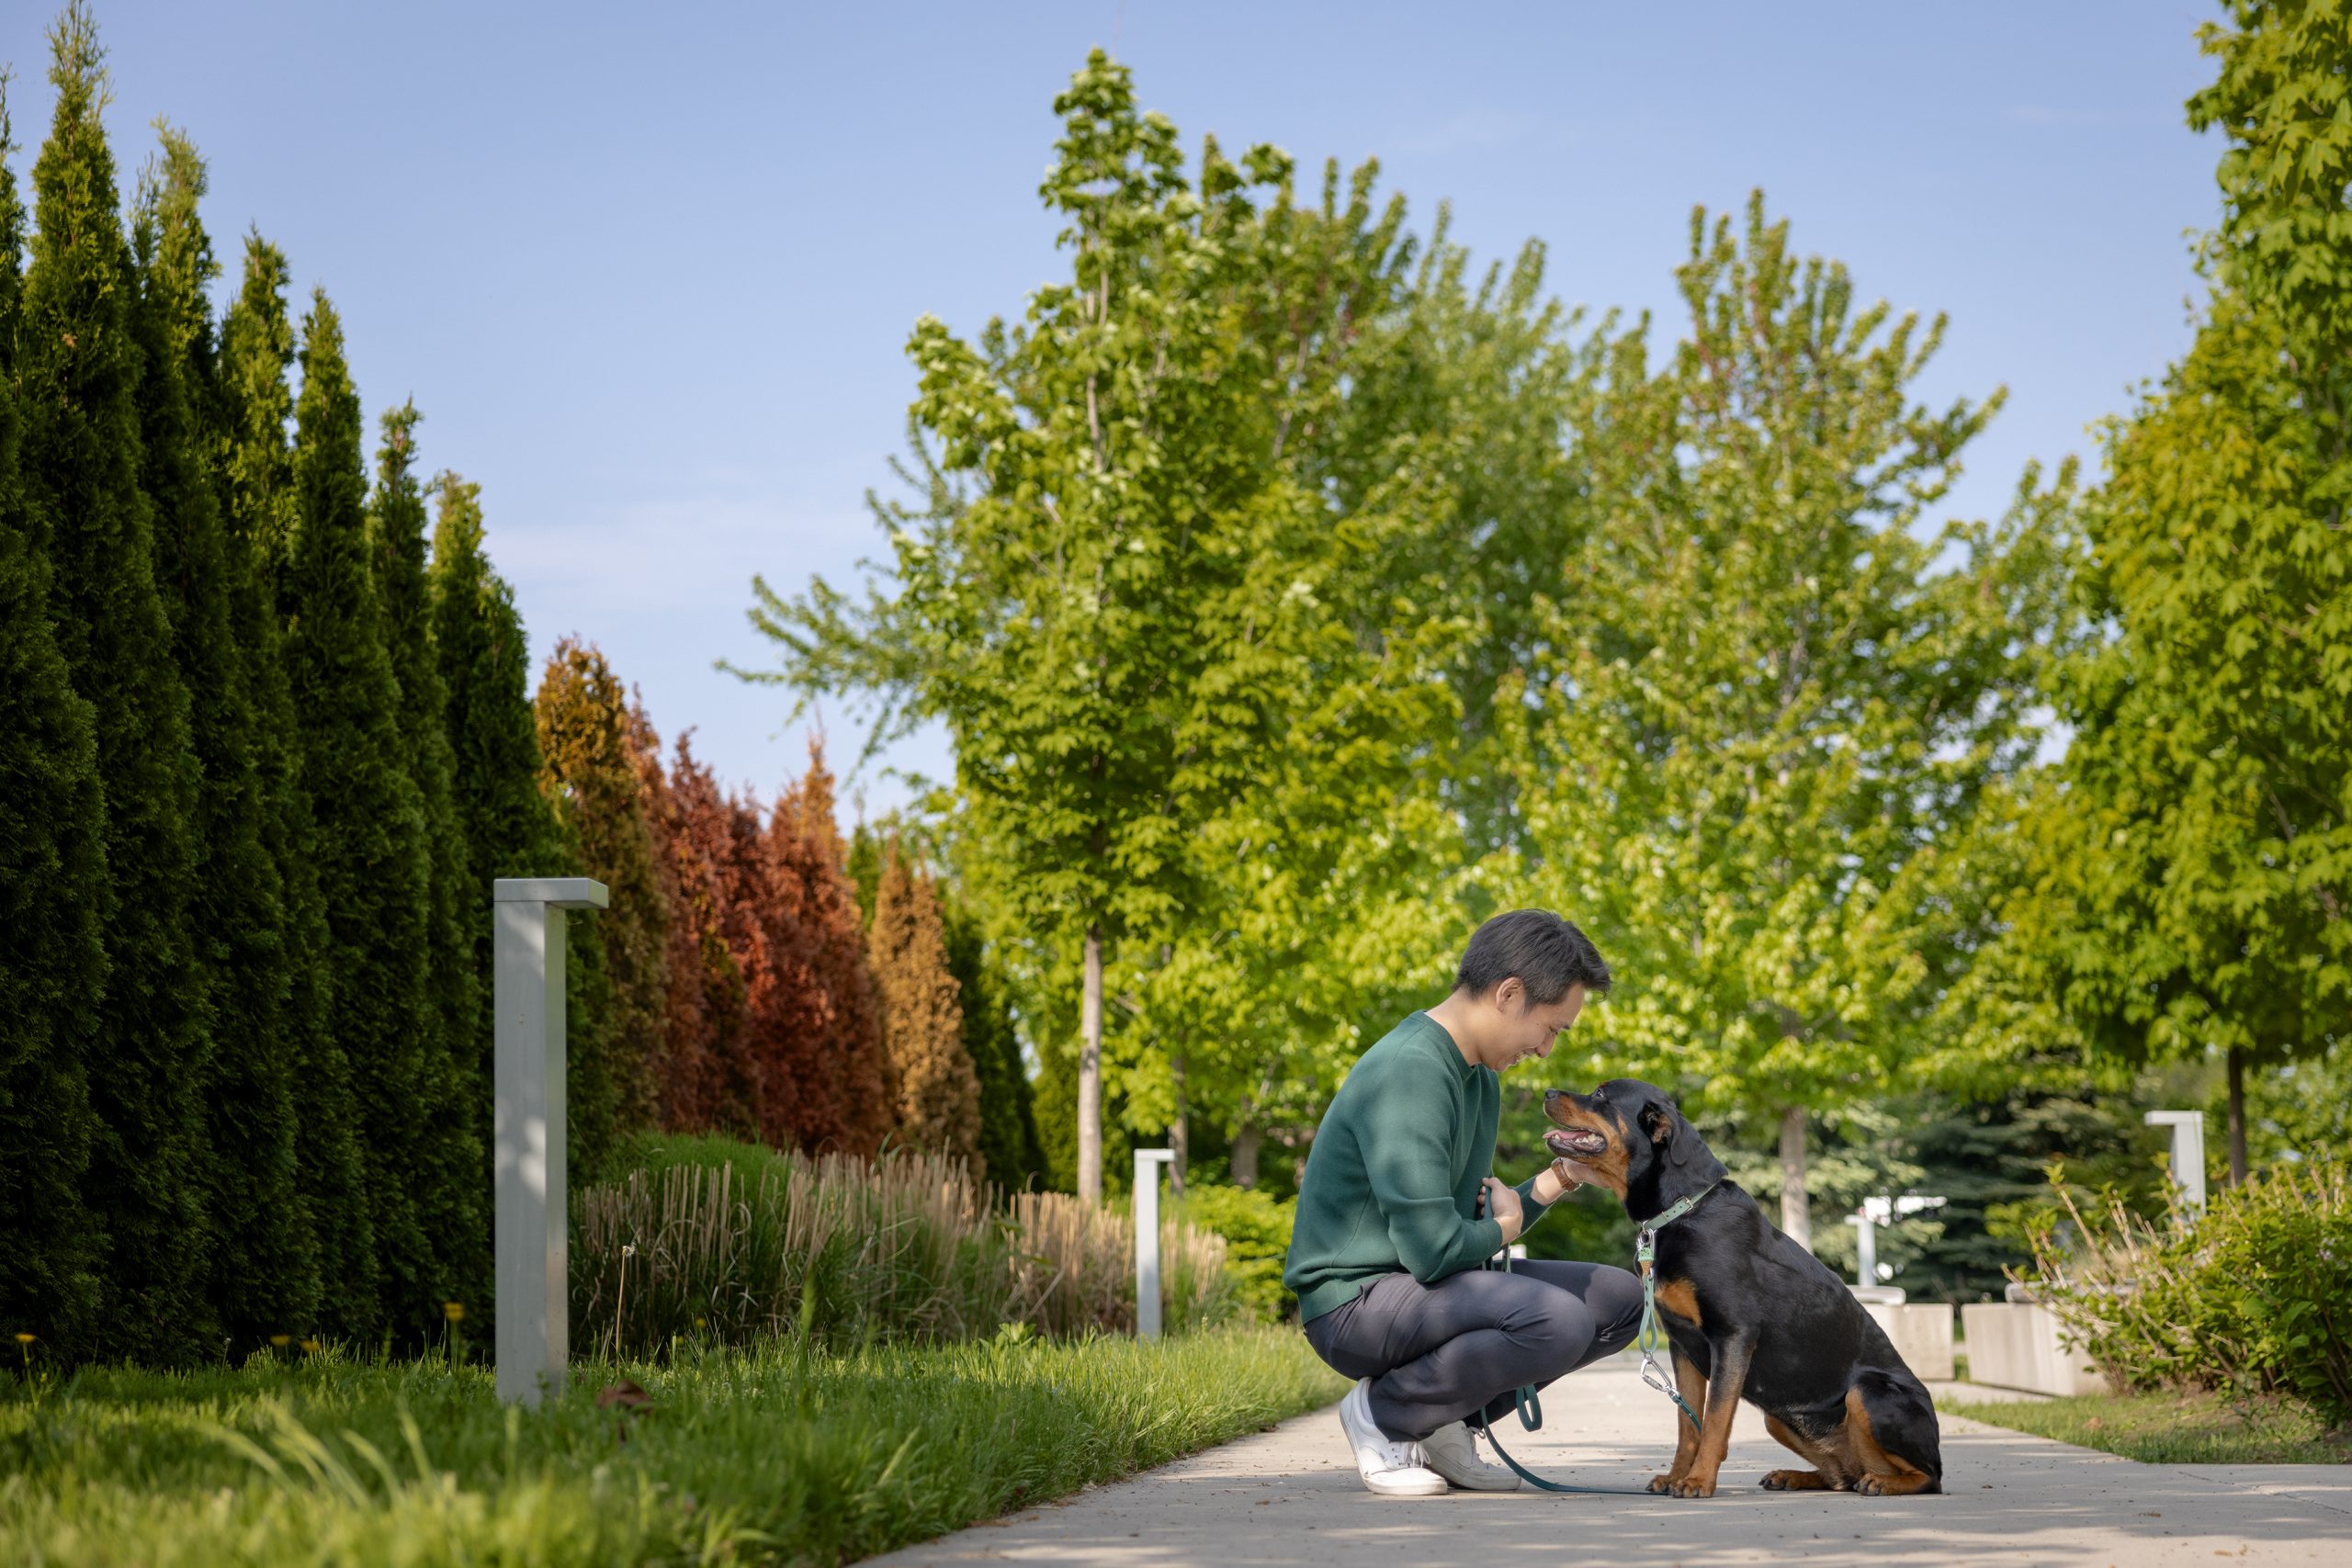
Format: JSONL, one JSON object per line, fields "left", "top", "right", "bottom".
{"left": 1959, "top": 1302, "right": 2108, "bottom": 1396}
{"left": 1862, "top": 1302, "right": 1955, "bottom": 1382}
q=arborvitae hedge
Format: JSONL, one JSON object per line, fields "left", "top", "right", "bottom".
{"left": 868, "top": 847, "right": 986, "bottom": 1179}
{"left": 286, "top": 290, "right": 449, "bottom": 1341}
{"left": 769, "top": 750, "right": 895, "bottom": 1157}
{"left": 132, "top": 126, "right": 318, "bottom": 1347}
{"left": 536, "top": 639, "right": 671, "bottom": 1135}
{"left": 18, "top": 6, "right": 217, "bottom": 1364}
{"left": 365, "top": 402, "right": 492, "bottom": 1293}
{"left": 216, "top": 234, "right": 378, "bottom": 1336}
{"left": 0, "top": 3, "right": 1057, "bottom": 1363}
{"left": 0, "top": 92, "right": 108, "bottom": 1359}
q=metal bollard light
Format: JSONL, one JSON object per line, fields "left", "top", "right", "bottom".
{"left": 2144, "top": 1110, "right": 2207, "bottom": 1214}
{"left": 1132, "top": 1148, "right": 1176, "bottom": 1339}
{"left": 492, "top": 876, "right": 608, "bottom": 1406}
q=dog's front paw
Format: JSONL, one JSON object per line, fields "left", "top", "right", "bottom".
{"left": 1668, "top": 1474, "right": 1718, "bottom": 1498}
{"left": 1645, "top": 1472, "right": 1677, "bottom": 1495}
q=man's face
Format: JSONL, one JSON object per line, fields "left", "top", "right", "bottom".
{"left": 1494, "top": 979, "right": 1586, "bottom": 1070}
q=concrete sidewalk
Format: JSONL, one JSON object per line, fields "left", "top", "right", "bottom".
{"left": 865, "top": 1354, "right": 2352, "bottom": 1567}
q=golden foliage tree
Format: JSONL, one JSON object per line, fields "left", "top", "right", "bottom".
{"left": 869, "top": 844, "right": 985, "bottom": 1179}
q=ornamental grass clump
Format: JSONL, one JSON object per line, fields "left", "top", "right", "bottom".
{"left": 2021, "top": 1160, "right": 2352, "bottom": 1434}
{"left": 572, "top": 1134, "right": 1230, "bottom": 1355}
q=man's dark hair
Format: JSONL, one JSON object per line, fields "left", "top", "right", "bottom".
{"left": 1453, "top": 909, "right": 1611, "bottom": 1005}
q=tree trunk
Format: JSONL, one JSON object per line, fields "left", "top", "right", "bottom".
{"left": 1077, "top": 922, "right": 1103, "bottom": 1204}
{"left": 1779, "top": 1106, "right": 1812, "bottom": 1252}
{"left": 1168, "top": 1043, "right": 1188, "bottom": 1199}
{"left": 1231, "top": 1123, "right": 1261, "bottom": 1189}
{"left": 2226, "top": 1046, "right": 2248, "bottom": 1186}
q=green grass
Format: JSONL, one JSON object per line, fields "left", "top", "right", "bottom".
{"left": 0, "top": 1325, "right": 1345, "bottom": 1566}
{"left": 1940, "top": 1388, "right": 2352, "bottom": 1464}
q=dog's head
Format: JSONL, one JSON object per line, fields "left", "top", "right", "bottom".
{"left": 1542, "top": 1077, "right": 1722, "bottom": 1214}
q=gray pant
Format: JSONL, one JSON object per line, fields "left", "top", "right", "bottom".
{"left": 1304, "top": 1260, "right": 1645, "bottom": 1441}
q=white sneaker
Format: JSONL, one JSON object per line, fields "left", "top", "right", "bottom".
{"left": 1419, "top": 1419, "right": 1521, "bottom": 1491}
{"left": 1337, "top": 1379, "right": 1447, "bottom": 1496}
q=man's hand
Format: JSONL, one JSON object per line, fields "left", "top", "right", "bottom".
{"left": 1531, "top": 1157, "right": 1587, "bottom": 1205}
{"left": 1479, "top": 1177, "right": 1527, "bottom": 1246}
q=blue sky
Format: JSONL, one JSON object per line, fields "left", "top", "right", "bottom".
{"left": 4, "top": 2, "right": 2222, "bottom": 817}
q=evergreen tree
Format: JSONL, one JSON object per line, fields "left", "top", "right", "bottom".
{"left": 131, "top": 122, "right": 317, "bottom": 1344}
{"left": 0, "top": 73, "right": 109, "bottom": 1359}
{"left": 428, "top": 473, "right": 615, "bottom": 1174}
{"left": 868, "top": 848, "right": 985, "bottom": 1179}
{"left": 768, "top": 749, "right": 895, "bottom": 1156}
{"left": 628, "top": 708, "right": 729, "bottom": 1132}
{"left": 365, "top": 402, "right": 490, "bottom": 1303}
{"left": 18, "top": 5, "right": 217, "bottom": 1361}
{"left": 940, "top": 894, "right": 1046, "bottom": 1192}
{"left": 537, "top": 637, "right": 671, "bottom": 1137}
{"left": 657, "top": 739, "right": 763, "bottom": 1137}
{"left": 216, "top": 235, "right": 375, "bottom": 1334}
{"left": 286, "top": 289, "right": 445, "bottom": 1338}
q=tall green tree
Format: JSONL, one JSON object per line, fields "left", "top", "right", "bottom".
{"left": 365, "top": 401, "right": 491, "bottom": 1301}
{"left": 286, "top": 289, "right": 446, "bottom": 1337}
{"left": 431, "top": 473, "right": 614, "bottom": 1175}
{"left": 939, "top": 893, "right": 1046, "bottom": 1192}
{"left": 750, "top": 54, "right": 1429, "bottom": 1201}
{"left": 0, "top": 71, "right": 108, "bottom": 1359}
{"left": 131, "top": 121, "right": 317, "bottom": 1344}
{"left": 215, "top": 234, "right": 375, "bottom": 1333}
{"left": 1995, "top": 2, "right": 2352, "bottom": 1185}
{"left": 18, "top": 4, "right": 217, "bottom": 1360}
{"left": 1500, "top": 196, "right": 2061, "bottom": 1247}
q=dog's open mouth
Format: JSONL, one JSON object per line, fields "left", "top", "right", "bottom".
{"left": 1544, "top": 1127, "right": 1608, "bottom": 1159}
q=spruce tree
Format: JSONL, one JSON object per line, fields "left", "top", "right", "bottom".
{"left": 365, "top": 402, "right": 491, "bottom": 1307}
{"left": 286, "top": 289, "right": 444, "bottom": 1338}
{"left": 216, "top": 236, "right": 376, "bottom": 1335}
{"left": 536, "top": 638, "right": 671, "bottom": 1135}
{"left": 0, "top": 73, "right": 109, "bottom": 1359}
{"left": 868, "top": 848, "right": 985, "bottom": 1179}
{"left": 131, "top": 123, "right": 317, "bottom": 1345}
{"left": 18, "top": 4, "right": 218, "bottom": 1362}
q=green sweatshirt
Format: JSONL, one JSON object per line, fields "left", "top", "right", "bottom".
{"left": 1283, "top": 1010, "right": 1555, "bottom": 1324}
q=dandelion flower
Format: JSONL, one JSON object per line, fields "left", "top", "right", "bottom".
{"left": 270, "top": 1334, "right": 291, "bottom": 1348}
{"left": 300, "top": 1337, "right": 321, "bottom": 1354}
{"left": 444, "top": 1301, "right": 466, "bottom": 1323}
{"left": 13, "top": 1333, "right": 33, "bottom": 1345}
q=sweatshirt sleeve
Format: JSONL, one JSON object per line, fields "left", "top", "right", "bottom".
{"left": 1363, "top": 1057, "right": 1505, "bottom": 1282}
{"left": 1514, "top": 1172, "right": 1556, "bottom": 1232}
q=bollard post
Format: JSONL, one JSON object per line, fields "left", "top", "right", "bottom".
{"left": 1133, "top": 1148, "right": 1176, "bottom": 1339}
{"left": 493, "top": 876, "right": 608, "bottom": 1405}
{"left": 2143, "top": 1111, "right": 2207, "bottom": 1215}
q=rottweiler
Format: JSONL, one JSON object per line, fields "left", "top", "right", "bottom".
{"left": 1542, "top": 1078, "right": 1944, "bottom": 1498}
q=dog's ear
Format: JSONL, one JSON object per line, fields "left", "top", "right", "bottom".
{"left": 1639, "top": 1100, "right": 1691, "bottom": 1168}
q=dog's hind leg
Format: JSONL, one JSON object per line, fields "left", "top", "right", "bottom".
{"left": 1843, "top": 1374, "right": 1943, "bottom": 1496}
{"left": 1645, "top": 1348, "right": 1708, "bottom": 1495}
{"left": 1759, "top": 1414, "right": 1847, "bottom": 1491}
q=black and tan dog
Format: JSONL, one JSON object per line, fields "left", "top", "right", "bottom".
{"left": 1543, "top": 1078, "right": 1943, "bottom": 1499}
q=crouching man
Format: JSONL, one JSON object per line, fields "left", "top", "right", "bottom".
{"left": 1282, "top": 910, "right": 1643, "bottom": 1495}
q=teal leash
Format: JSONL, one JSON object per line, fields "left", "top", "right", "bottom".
{"left": 1469, "top": 1183, "right": 1717, "bottom": 1495}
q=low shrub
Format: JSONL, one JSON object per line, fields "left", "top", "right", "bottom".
{"left": 2021, "top": 1159, "right": 2352, "bottom": 1435}
{"left": 571, "top": 1137, "right": 1232, "bottom": 1355}
{"left": 1177, "top": 1184, "right": 1295, "bottom": 1321}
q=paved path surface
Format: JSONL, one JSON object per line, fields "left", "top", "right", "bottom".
{"left": 866, "top": 1354, "right": 2352, "bottom": 1567}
